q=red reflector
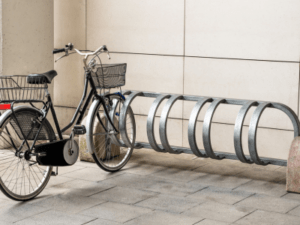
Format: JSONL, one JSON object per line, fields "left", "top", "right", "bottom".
{"left": 0, "top": 104, "right": 11, "bottom": 110}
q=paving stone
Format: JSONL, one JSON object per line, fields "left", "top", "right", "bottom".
{"left": 187, "top": 186, "right": 253, "bottom": 205}
{"left": 0, "top": 221, "right": 13, "bottom": 225}
{"left": 182, "top": 201, "right": 254, "bottom": 223}
{"left": 281, "top": 192, "right": 300, "bottom": 201}
{"left": 32, "top": 187, "right": 71, "bottom": 203}
{"left": 80, "top": 202, "right": 152, "bottom": 223}
{"left": 234, "top": 210, "right": 300, "bottom": 225}
{"left": 132, "top": 155, "right": 208, "bottom": 170}
{"left": 190, "top": 156, "right": 214, "bottom": 164}
{"left": 46, "top": 175, "right": 75, "bottom": 187}
{"left": 163, "top": 152, "right": 198, "bottom": 161}
{"left": 142, "top": 179, "right": 207, "bottom": 197}
{"left": 198, "top": 158, "right": 238, "bottom": 166}
{"left": 0, "top": 203, "right": 49, "bottom": 223}
{"left": 62, "top": 167, "right": 122, "bottom": 182}
{"left": 237, "top": 168, "right": 286, "bottom": 183}
{"left": 15, "top": 210, "right": 96, "bottom": 225}
{"left": 195, "top": 219, "right": 230, "bottom": 225}
{"left": 234, "top": 180, "right": 287, "bottom": 197}
{"left": 155, "top": 158, "right": 209, "bottom": 170}
{"left": 29, "top": 193, "right": 106, "bottom": 214}
{"left": 85, "top": 219, "right": 121, "bottom": 225}
{"left": 92, "top": 186, "right": 158, "bottom": 204}
{"left": 133, "top": 149, "right": 196, "bottom": 161}
{"left": 188, "top": 174, "right": 251, "bottom": 189}
{"left": 122, "top": 163, "right": 165, "bottom": 175}
{"left": 275, "top": 166, "right": 287, "bottom": 173}
{"left": 135, "top": 194, "right": 202, "bottom": 213}
{"left": 102, "top": 173, "right": 166, "bottom": 189}
{"left": 0, "top": 198, "right": 10, "bottom": 209}
{"left": 150, "top": 168, "right": 207, "bottom": 182}
{"left": 0, "top": 191, "right": 7, "bottom": 200}
{"left": 193, "top": 163, "right": 247, "bottom": 176}
{"left": 56, "top": 164, "right": 86, "bottom": 175}
{"left": 76, "top": 160, "right": 99, "bottom": 168}
{"left": 250, "top": 164, "right": 281, "bottom": 171}
{"left": 236, "top": 194, "right": 300, "bottom": 213}
{"left": 124, "top": 210, "right": 202, "bottom": 225}
{"left": 288, "top": 205, "right": 300, "bottom": 217}
{"left": 51, "top": 179, "right": 115, "bottom": 197}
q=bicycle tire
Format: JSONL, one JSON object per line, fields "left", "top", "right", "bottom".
{"left": 0, "top": 106, "right": 55, "bottom": 201}
{"left": 86, "top": 94, "right": 136, "bottom": 172}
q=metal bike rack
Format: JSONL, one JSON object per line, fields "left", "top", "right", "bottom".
{"left": 120, "top": 91, "right": 300, "bottom": 166}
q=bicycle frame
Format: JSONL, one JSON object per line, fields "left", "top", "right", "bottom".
{"left": 50, "top": 70, "right": 119, "bottom": 140}
{"left": 6, "top": 70, "right": 120, "bottom": 153}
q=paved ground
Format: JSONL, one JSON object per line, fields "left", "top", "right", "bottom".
{"left": 0, "top": 148, "right": 300, "bottom": 225}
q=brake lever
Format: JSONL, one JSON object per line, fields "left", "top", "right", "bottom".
{"left": 55, "top": 54, "right": 67, "bottom": 63}
{"left": 107, "top": 51, "right": 111, "bottom": 60}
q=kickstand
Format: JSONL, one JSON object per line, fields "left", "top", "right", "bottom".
{"left": 51, "top": 167, "right": 58, "bottom": 176}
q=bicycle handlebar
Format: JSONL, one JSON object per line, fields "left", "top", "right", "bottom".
{"left": 53, "top": 48, "right": 65, "bottom": 54}
{"left": 74, "top": 45, "right": 108, "bottom": 57}
{"left": 53, "top": 43, "right": 110, "bottom": 67}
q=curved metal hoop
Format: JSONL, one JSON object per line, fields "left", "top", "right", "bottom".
{"left": 271, "top": 103, "right": 300, "bottom": 137}
{"left": 234, "top": 101, "right": 257, "bottom": 164}
{"left": 159, "top": 95, "right": 183, "bottom": 154}
{"left": 119, "top": 91, "right": 143, "bottom": 147}
{"left": 203, "top": 98, "right": 226, "bottom": 159}
{"left": 248, "top": 102, "right": 271, "bottom": 165}
{"left": 188, "top": 97, "right": 212, "bottom": 157}
{"left": 147, "top": 94, "right": 171, "bottom": 152}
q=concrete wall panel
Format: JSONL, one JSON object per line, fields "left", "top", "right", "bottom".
{"left": 186, "top": 0, "right": 300, "bottom": 61}
{"left": 87, "top": 0, "right": 184, "bottom": 55}
{"left": 54, "top": 0, "right": 86, "bottom": 107}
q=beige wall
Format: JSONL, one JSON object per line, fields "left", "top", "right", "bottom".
{"left": 0, "top": 0, "right": 54, "bottom": 95}
{"left": 55, "top": 0, "right": 300, "bottom": 160}
{"left": 54, "top": 0, "right": 86, "bottom": 133}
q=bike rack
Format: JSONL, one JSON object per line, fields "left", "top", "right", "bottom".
{"left": 119, "top": 91, "right": 300, "bottom": 166}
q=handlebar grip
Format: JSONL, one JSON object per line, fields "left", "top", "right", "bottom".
{"left": 53, "top": 48, "right": 65, "bottom": 54}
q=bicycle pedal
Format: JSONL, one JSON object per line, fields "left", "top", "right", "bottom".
{"left": 73, "top": 125, "right": 86, "bottom": 135}
{"left": 51, "top": 171, "right": 57, "bottom": 176}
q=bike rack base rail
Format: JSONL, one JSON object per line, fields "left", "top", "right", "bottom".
{"left": 120, "top": 91, "right": 300, "bottom": 167}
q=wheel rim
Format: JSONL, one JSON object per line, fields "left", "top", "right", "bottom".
{"left": 91, "top": 96, "right": 135, "bottom": 171}
{"left": 0, "top": 116, "right": 52, "bottom": 200}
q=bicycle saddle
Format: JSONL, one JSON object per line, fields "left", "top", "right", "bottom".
{"left": 27, "top": 70, "right": 57, "bottom": 84}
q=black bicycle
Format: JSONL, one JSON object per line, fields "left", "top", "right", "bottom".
{"left": 0, "top": 43, "right": 136, "bottom": 201}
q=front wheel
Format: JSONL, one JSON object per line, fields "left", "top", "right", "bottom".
{"left": 86, "top": 94, "right": 136, "bottom": 172}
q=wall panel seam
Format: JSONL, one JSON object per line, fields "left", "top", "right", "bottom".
{"left": 110, "top": 51, "right": 299, "bottom": 64}
{"left": 182, "top": 0, "right": 186, "bottom": 147}
{"left": 85, "top": 0, "right": 87, "bottom": 50}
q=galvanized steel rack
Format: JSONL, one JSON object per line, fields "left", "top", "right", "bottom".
{"left": 119, "top": 91, "right": 300, "bottom": 166}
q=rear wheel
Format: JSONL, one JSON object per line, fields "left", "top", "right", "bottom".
{"left": 0, "top": 107, "right": 55, "bottom": 201}
{"left": 87, "top": 94, "right": 136, "bottom": 172}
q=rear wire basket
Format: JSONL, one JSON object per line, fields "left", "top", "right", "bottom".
{"left": 91, "top": 63, "right": 126, "bottom": 89}
{"left": 0, "top": 75, "right": 47, "bottom": 102}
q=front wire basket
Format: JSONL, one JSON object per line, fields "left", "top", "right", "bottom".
{"left": 91, "top": 63, "right": 126, "bottom": 89}
{"left": 0, "top": 75, "right": 48, "bottom": 103}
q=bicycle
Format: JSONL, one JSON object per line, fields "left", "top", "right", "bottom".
{"left": 0, "top": 43, "right": 136, "bottom": 201}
